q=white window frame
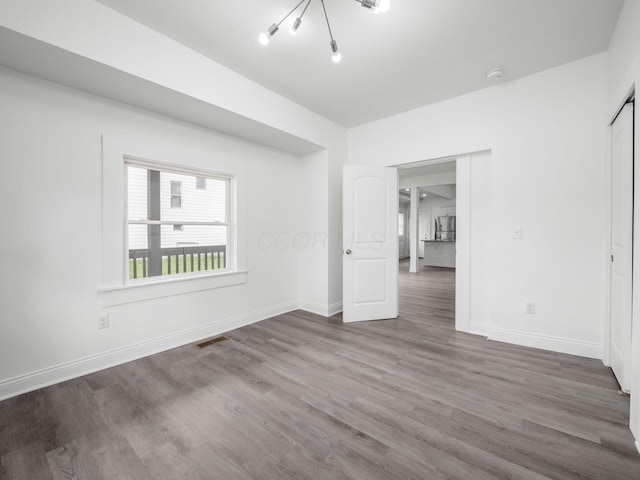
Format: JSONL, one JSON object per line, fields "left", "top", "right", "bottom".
{"left": 125, "top": 158, "right": 233, "bottom": 284}
{"left": 100, "top": 135, "right": 247, "bottom": 307}
{"left": 170, "top": 180, "right": 182, "bottom": 208}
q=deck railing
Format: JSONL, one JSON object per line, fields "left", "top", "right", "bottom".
{"left": 129, "top": 245, "right": 226, "bottom": 279}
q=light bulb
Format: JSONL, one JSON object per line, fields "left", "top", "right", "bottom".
{"left": 258, "top": 32, "right": 270, "bottom": 46}
{"left": 290, "top": 17, "right": 302, "bottom": 36}
{"left": 330, "top": 40, "right": 341, "bottom": 63}
{"left": 259, "top": 24, "right": 279, "bottom": 46}
{"left": 378, "top": 0, "right": 390, "bottom": 13}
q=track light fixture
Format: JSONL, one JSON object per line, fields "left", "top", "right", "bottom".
{"left": 259, "top": 0, "right": 391, "bottom": 63}
{"left": 357, "top": 0, "right": 390, "bottom": 14}
{"left": 290, "top": 0, "right": 312, "bottom": 36}
{"left": 320, "top": 0, "right": 341, "bottom": 63}
{"left": 258, "top": 0, "right": 306, "bottom": 45}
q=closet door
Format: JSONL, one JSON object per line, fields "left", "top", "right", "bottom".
{"left": 610, "top": 101, "right": 634, "bottom": 393}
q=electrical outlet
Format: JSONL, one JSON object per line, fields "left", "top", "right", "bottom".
{"left": 98, "top": 314, "right": 109, "bottom": 329}
{"left": 525, "top": 302, "right": 536, "bottom": 315}
{"left": 512, "top": 225, "right": 523, "bottom": 239}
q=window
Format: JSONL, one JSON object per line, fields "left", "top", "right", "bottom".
{"left": 398, "top": 213, "right": 405, "bottom": 236}
{"left": 170, "top": 181, "right": 182, "bottom": 208}
{"left": 127, "top": 162, "right": 231, "bottom": 281}
{"left": 196, "top": 177, "right": 206, "bottom": 190}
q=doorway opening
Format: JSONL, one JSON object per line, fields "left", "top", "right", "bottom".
{"left": 393, "top": 151, "right": 492, "bottom": 335}
{"left": 341, "top": 151, "right": 491, "bottom": 332}
{"left": 398, "top": 161, "right": 457, "bottom": 325}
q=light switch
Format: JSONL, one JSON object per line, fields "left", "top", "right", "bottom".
{"left": 512, "top": 225, "right": 522, "bottom": 240}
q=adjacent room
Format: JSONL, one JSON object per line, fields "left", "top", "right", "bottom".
{"left": 1, "top": 0, "right": 640, "bottom": 478}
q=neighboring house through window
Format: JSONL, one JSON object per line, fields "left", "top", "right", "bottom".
{"left": 127, "top": 162, "right": 231, "bottom": 281}
{"left": 170, "top": 181, "right": 182, "bottom": 208}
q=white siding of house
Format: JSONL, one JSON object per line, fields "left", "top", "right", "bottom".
{"left": 127, "top": 166, "right": 227, "bottom": 249}
{"left": 127, "top": 166, "right": 148, "bottom": 249}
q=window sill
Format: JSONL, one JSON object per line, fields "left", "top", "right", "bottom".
{"left": 99, "top": 269, "right": 248, "bottom": 307}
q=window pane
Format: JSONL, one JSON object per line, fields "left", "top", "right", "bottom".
{"left": 161, "top": 172, "right": 226, "bottom": 222}
{"left": 126, "top": 164, "right": 231, "bottom": 281}
{"left": 127, "top": 225, "right": 228, "bottom": 280}
{"left": 160, "top": 224, "right": 227, "bottom": 249}
{"left": 128, "top": 224, "right": 148, "bottom": 249}
{"left": 128, "top": 166, "right": 148, "bottom": 221}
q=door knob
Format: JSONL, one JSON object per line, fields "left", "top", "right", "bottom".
{"left": 345, "top": 249, "right": 352, "bottom": 255}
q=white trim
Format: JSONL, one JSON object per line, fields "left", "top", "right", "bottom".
{"left": 603, "top": 115, "right": 613, "bottom": 366}
{"left": 630, "top": 91, "right": 640, "bottom": 442}
{"left": 455, "top": 154, "right": 472, "bottom": 333}
{"left": 128, "top": 220, "right": 228, "bottom": 226}
{"left": 298, "top": 300, "right": 343, "bottom": 317}
{"left": 394, "top": 155, "right": 459, "bottom": 170}
{"left": 125, "top": 155, "right": 233, "bottom": 184}
{"left": 298, "top": 300, "right": 328, "bottom": 316}
{"left": 470, "top": 322, "right": 490, "bottom": 337}
{"left": 0, "top": 301, "right": 297, "bottom": 401}
{"left": 328, "top": 301, "right": 344, "bottom": 316}
{"left": 636, "top": 440, "right": 640, "bottom": 456}
{"left": 99, "top": 270, "right": 248, "bottom": 307}
{"left": 488, "top": 327, "right": 603, "bottom": 359}
{"left": 102, "top": 134, "right": 247, "bottom": 292}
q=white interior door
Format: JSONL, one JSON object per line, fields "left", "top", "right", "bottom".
{"left": 343, "top": 166, "right": 399, "bottom": 323}
{"left": 610, "top": 101, "right": 634, "bottom": 393}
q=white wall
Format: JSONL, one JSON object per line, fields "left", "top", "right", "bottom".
{"left": 607, "top": 0, "right": 640, "bottom": 449}
{"left": 349, "top": 53, "right": 608, "bottom": 358}
{"left": 0, "top": 0, "right": 348, "bottom": 326}
{"left": 0, "top": 67, "right": 306, "bottom": 399}
{"left": 420, "top": 196, "right": 456, "bottom": 216}
{"left": 297, "top": 150, "right": 330, "bottom": 314}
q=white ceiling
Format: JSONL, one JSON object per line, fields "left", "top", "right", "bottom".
{"left": 95, "top": 0, "right": 623, "bottom": 127}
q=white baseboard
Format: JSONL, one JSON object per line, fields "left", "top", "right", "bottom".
{"left": 328, "top": 301, "right": 343, "bottom": 317}
{"left": 488, "top": 327, "right": 603, "bottom": 359}
{"left": 298, "top": 300, "right": 327, "bottom": 316}
{"left": 0, "top": 301, "right": 298, "bottom": 401}
{"left": 469, "top": 322, "right": 490, "bottom": 337}
{"left": 635, "top": 440, "right": 640, "bottom": 456}
{"left": 298, "top": 300, "right": 343, "bottom": 317}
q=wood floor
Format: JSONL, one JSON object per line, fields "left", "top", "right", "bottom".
{"left": 2, "top": 263, "right": 640, "bottom": 479}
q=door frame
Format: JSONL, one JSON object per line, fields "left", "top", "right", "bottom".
{"left": 604, "top": 89, "right": 635, "bottom": 370}
{"left": 394, "top": 153, "right": 478, "bottom": 334}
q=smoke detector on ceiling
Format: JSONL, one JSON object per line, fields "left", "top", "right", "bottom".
{"left": 486, "top": 68, "right": 504, "bottom": 80}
